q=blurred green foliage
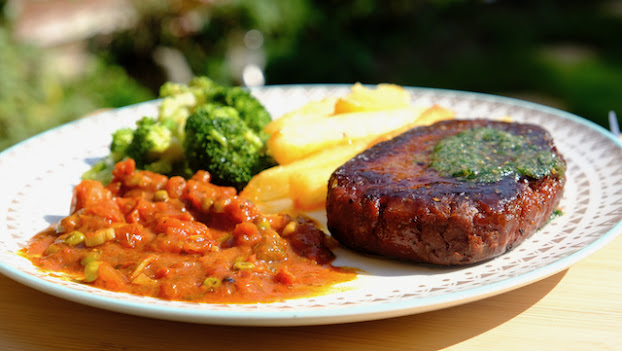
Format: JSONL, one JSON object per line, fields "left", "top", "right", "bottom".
{"left": 0, "top": 28, "right": 153, "bottom": 150}
{"left": 263, "top": 0, "right": 622, "bottom": 127}
{"left": 1, "top": 0, "right": 620, "bottom": 151}
{"left": 89, "top": 0, "right": 622, "bottom": 127}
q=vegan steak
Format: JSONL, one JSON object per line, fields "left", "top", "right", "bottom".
{"left": 326, "top": 119, "right": 566, "bottom": 265}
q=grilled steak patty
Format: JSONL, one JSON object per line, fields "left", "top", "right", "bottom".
{"left": 326, "top": 119, "right": 566, "bottom": 265}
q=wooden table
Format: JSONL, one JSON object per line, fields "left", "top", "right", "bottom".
{"left": 1, "top": 231, "right": 620, "bottom": 351}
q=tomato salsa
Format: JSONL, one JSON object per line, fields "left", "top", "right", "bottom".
{"left": 22, "top": 159, "right": 355, "bottom": 303}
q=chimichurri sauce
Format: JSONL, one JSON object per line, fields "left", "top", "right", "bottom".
{"left": 429, "top": 127, "right": 566, "bottom": 183}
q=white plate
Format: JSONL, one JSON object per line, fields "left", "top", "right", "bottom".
{"left": 1, "top": 85, "right": 622, "bottom": 327}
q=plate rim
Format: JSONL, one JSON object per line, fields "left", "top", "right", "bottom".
{"left": 1, "top": 85, "right": 622, "bottom": 326}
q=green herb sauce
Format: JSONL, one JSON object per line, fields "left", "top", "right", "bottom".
{"left": 547, "top": 208, "right": 564, "bottom": 223}
{"left": 429, "top": 127, "right": 566, "bottom": 183}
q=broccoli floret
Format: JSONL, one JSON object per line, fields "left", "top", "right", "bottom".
{"left": 81, "top": 156, "right": 115, "bottom": 184}
{"left": 110, "top": 127, "right": 134, "bottom": 162}
{"left": 84, "top": 76, "right": 274, "bottom": 186}
{"left": 158, "top": 91, "right": 196, "bottom": 135}
{"left": 125, "top": 117, "right": 171, "bottom": 166}
{"left": 188, "top": 76, "right": 218, "bottom": 89}
{"left": 82, "top": 117, "right": 186, "bottom": 183}
{"left": 184, "top": 104, "right": 276, "bottom": 191}
{"left": 159, "top": 82, "right": 190, "bottom": 97}
{"left": 157, "top": 77, "right": 222, "bottom": 139}
{"left": 159, "top": 76, "right": 218, "bottom": 98}
{"left": 81, "top": 127, "right": 133, "bottom": 183}
{"left": 205, "top": 86, "right": 272, "bottom": 141}
{"left": 157, "top": 77, "right": 270, "bottom": 145}
{"left": 124, "top": 117, "right": 185, "bottom": 173}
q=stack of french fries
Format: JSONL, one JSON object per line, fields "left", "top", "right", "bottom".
{"left": 240, "top": 83, "right": 454, "bottom": 213}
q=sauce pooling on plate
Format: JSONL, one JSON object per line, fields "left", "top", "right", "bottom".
{"left": 22, "top": 159, "right": 355, "bottom": 303}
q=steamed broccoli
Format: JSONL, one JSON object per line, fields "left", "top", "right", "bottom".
{"left": 158, "top": 77, "right": 220, "bottom": 139}
{"left": 110, "top": 127, "right": 134, "bottom": 162}
{"left": 159, "top": 76, "right": 217, "bottom": 99}
{"left": 81, "top": 127, "right": 133, "bottom": 184}
{"left": 184, "top": 104, "right": 275, "bottom": 191}
{"left": 83, "top": 76, "right": 274, "bottom": 188}
{"left": 125, "top": 117, "right": 170, "bottom": 166}
{"left": 124, "top": 117, "right": 185, "bottom": 175}
{"left": 158, "top": 77, "right": 271, "bottom": 142}
{"left": 83, "top": 117, "right": 185, "bottom": 183}
{"left": 204, "top": 86, "right": 272, "bottom": 141}
{"left": 81, "top": 157, "right": 116, "bottom": 184}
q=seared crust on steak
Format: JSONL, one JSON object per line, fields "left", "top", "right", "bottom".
{"left": 326, "top": 119, "right": 566, "bottom": 265}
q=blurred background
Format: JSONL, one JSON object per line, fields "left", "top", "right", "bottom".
{"left": 1, "top": 0, "right": 621, "bottom": 150}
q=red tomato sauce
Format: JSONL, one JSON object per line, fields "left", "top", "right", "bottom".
{"left": 22, "top": 159, "right": 355, "bottom": 303}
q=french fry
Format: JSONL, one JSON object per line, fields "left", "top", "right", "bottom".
{"left": 264, "top": 97, "right": 338, "bottom": 136}
{"left": 334, "top": 83, "right": 411, "bottom": 114}
{"left": 265, "top": 83, "right": 411, "bottom": 138}
{"left": 245, "top": 82, "right": 456, "bottom": 213}
{"left": 254, "top": 198, "right": 295, "bottom": 215}
{"left": 416, "top": 104, "right": 456, "bottom": 126}
{"left": 267, "top": 105, "right": 429, "bottom": 165}
{"left": 240, "top": 140, "right": 370, "bottom": 211}
{"left": 368, "top": 105, "right": 455, "bottom": 145}
{"left": 288, "top": 162, "right": 342, "bottom": 211}
{"left": 284, "top": 106, "right": 454, "bottom": 210}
